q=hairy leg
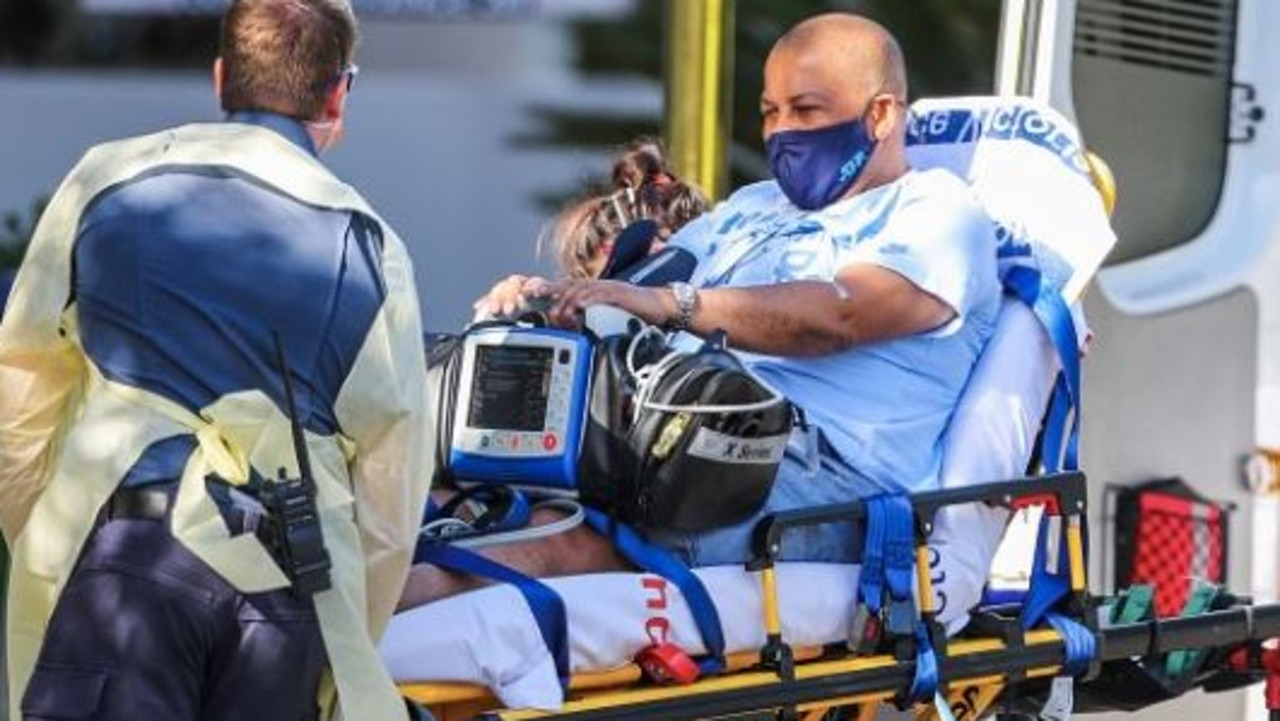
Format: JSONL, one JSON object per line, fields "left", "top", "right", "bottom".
{"left": 398, "top": 503, "right": 633, "bottom": 610}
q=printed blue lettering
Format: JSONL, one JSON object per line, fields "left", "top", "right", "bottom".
{"left": 780, "top": 220, "right": 824, "bottom": 238}
{"left": 995, "top": 222, "right": 1033, "bottom": 260}
{"left": 838, "top": 151, "right": 869, "bottom": 182}
{"left": 716, "top": 212, "right": 744, "bottom": 235}
{"left": 906, "top": 103, "right": 1090, "bottom": 177}
{"left": 774, "top": 249, "right": 821, "bottom": 282}
{"left": 997, "top": 240, "right": 1033, "bottom": 260}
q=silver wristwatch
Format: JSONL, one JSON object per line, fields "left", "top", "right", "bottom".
{"left": 668, "top": 281, "right": 699, "bottom": 331}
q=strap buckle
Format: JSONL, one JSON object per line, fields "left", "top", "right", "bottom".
{"left": 848, "top": 603, "right": 884, "bottom": 655}
{"left": 636, "top": 642, "right": 701, "bottom": 685}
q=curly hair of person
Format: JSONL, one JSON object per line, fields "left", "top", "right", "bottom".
{"left": 548, "top": 137, "right": 709, "bottom": 279}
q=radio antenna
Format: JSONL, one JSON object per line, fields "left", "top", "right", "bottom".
{"left": 269, "top": 329, "right": 331, "bottom": 597}
{"left": 273, "top": 330, "right": 314, "bottom": 481}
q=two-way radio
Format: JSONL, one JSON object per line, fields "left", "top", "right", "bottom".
{"left": 261, "top": 331, "right": 333, "bottom": 597}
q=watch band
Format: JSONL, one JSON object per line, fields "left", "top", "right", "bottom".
{"left": 669, "top": 281, "right": 698, "bottom": 331}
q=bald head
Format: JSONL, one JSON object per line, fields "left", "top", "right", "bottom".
{"left": 775, "top": 14, "right": 906, "bottom": 101}
{"left": 760, "top": 13, "right": 911, "bottom": 200}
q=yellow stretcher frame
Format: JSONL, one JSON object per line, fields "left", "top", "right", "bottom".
{"left": 405, "top": 629, "right": 1070, "bottom": 721}
{"left": 400, "top": 473, "right": 1102, "bottom": 720}
{"left": 406, "top": 595, "right": 1280, "bottom": 721}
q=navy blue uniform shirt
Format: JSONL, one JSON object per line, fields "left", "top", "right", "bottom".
{"left": 74, "top": 112, "right": 385, "bottom": 486}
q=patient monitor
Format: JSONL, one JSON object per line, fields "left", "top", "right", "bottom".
{"left": 448, "top": 326, "right": 593, "bottom": 491}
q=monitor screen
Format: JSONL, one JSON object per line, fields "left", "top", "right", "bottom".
{"left": 467, "top": 344, "right": 553, "bottom": 432}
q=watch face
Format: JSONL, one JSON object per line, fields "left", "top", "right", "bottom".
{"left": 673, "top": 283, "right": 688, "bottom": 305}
{"left": 674, "top": 282, "right": 695, "bottom": 307}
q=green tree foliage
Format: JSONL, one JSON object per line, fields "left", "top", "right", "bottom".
{"left": 0, "top": 196, "right": 48, "bottom": 271}
{"left": 0, "top": 0, "right": 217, "bottom": 68}
{"left": 519, "top": 0, "right": 1001, "bottom": 196}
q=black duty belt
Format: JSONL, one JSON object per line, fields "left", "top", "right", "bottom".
{"left": 106, "top": 477, "right": 329, "bottom": 598}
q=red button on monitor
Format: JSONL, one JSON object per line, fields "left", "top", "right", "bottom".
{"left": 542, "top": 433, "right": 558, "bottom": 451}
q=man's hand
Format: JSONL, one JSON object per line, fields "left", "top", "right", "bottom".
{"left": 545, "top": 278, "right": 674, "bottom": 330}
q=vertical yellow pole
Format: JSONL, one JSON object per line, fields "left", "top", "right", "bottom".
{"left": 1066, "top": 515, "right": 1087, "bottom": 592}
{"left": 915, "top": 545, "right": 935, "bottom": 615}
{"left": 761, "top": 566, "right": 782, "bottom": 637}
{"left": 664, "top": 0, "right": 736, "bottom": 201}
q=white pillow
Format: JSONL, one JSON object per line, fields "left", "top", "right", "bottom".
{"left": 906, "top": 96, "right": 1116, "bottom": 304}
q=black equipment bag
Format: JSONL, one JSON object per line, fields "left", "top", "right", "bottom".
{"left": 576, "top": 331, "right": 651, "bottom": 503}
{"left": 581, "top": 332, "right": 794, "bottom": 532}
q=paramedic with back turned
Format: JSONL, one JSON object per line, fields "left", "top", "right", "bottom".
{"left": 0, "top": 1, "right": 430, "bottom": 719}
{"left": 406, "top": 12, "right": 1001, "bottom": 605}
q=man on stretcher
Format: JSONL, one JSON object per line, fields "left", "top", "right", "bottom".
{"left": 400, "top": 11, "right": 1002, "bottom": 608}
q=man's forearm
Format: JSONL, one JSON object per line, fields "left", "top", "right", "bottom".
{"left": 540, "top": 271, "right": 948, "bottom": 356}
{"left": 687, "top": 281, "right": 858, "bottom": 356}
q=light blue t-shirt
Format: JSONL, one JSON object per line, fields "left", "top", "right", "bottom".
{"left": 669, "top": 168, "right": 1000, "bottom": 493}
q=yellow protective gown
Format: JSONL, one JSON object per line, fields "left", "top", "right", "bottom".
{"left": 0, "top": 123, "right": 432, "bottom": 721}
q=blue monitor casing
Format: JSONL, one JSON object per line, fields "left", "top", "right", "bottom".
{"left": 447, "top": 326, "right": 592, "bottom": 492}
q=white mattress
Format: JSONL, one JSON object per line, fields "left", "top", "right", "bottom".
{"left": 384, "top": 562, "right": 978, "bottom": 710}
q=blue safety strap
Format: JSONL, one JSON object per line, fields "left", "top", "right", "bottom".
{"left": 1020, "top": 511, "right": 1073, "bottom": 630}
{"left": 1046, "top": 611, "right": 1096, "bottom": 677}
{"left": 582, "top": 509, "right": 727, "bottom": 674}
{"left": 1018, "top": 512, "right": 1059, "bottom": 627}
{"left": 974, "top": 269, "right": 1101, "bottom": 682}
{"left": 858, "top": 496, "right": 888, "bottom": 612}
{"left": 1005, "top": 265, "right": 1087, "bottom": 632}
{"left": 415, "top": 543, "right": 571, "bottom": 689}
{"left": 1003, "top": 265, "right": 1080, "bottom": 473}
{"left": 860, "top": 495, "right": 939, "bottom": 702}
{"left": 858, "top": 495, "right": 915, "bottom": 611}
{"left": 882, "top": 499, "right": 916, "bottom": 606}
{"left": 909, "top": 623, "right": 941, "bottom": 702}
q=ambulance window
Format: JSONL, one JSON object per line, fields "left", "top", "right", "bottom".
{"left": 1072, "top": 0, "right": 1239, "bottom": 265}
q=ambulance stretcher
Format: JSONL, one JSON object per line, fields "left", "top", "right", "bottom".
{"left": 391, "top": 96, "right": 1280, "bottom": 720}
{"left": 394, "top": 472, "right": 1280, "bottom": 721}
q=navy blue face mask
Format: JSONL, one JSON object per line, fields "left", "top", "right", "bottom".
{"left": 766, "top": 113, "right": 878, "bottom": 211}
